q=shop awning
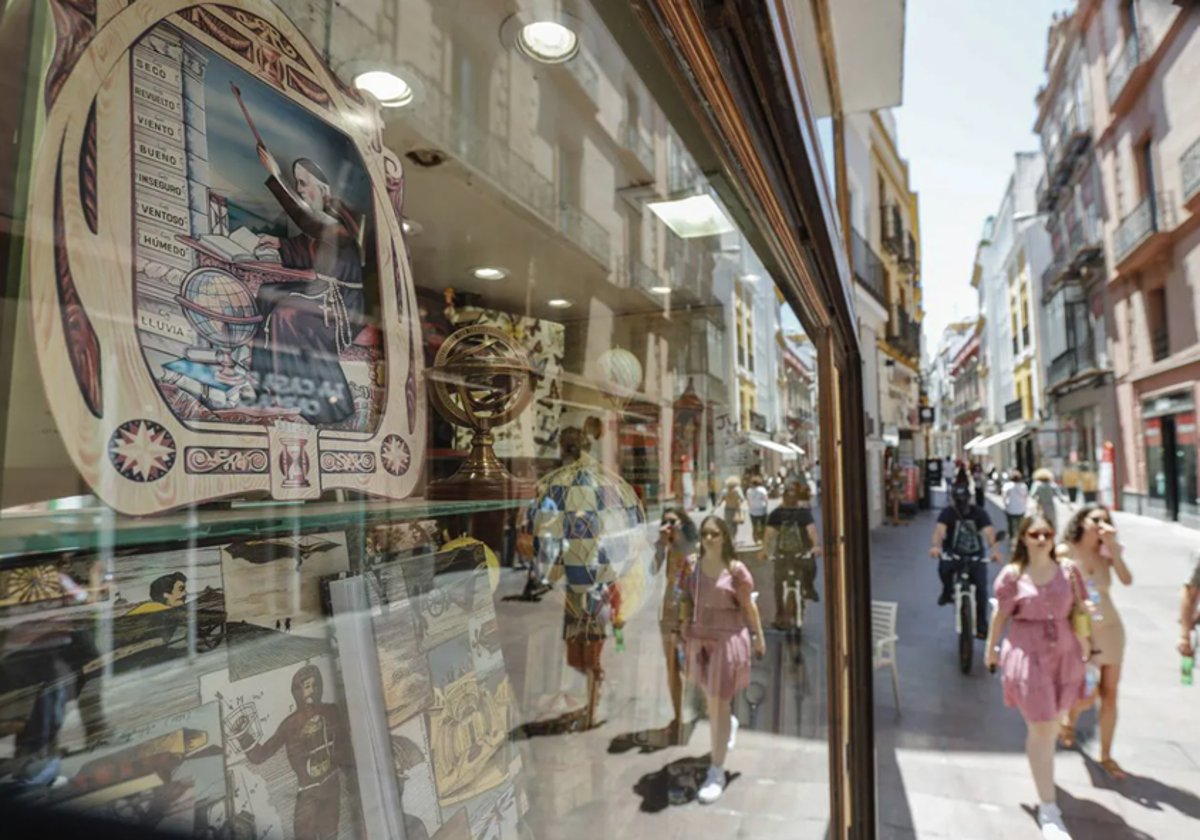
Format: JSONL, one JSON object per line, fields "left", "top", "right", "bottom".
{"left": 967, "top": 427, "right": 1026, "bottom": 452}
{"left": 963, "top": 434, "right": 985, "bottom": 451}
{"left": 787, "top": 443, "right": 806, "bottom": 456}
{"left": 749, "top": 438, "right": 798, "bottom": 458}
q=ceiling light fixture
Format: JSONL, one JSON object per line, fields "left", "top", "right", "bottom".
{"left": 649, "top": 285, "right": 672, "bottom": 295}
{"left": 502, "top": 12, "right": 587, "bottom": 66}
{"left": 647, "top": 194, "right": 736, "bottom": 239}
{"left": 352, "top": 70, "right": 415, "bottom": 107}
{"left": 547, "top": 298, "right": 573, "bottom": 308}
{"left": 518, "top": 21, "right": 578, "bottom": 63}
{"left": 739, "top": 273, "right": 761, "bottom": 282}
{"left": 471, "top": 266, "right": 509, "bottom": 281}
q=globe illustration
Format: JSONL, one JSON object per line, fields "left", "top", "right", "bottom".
{"left": 174, "top": 267, "right": 263, "bottom": 383}
{"left": 175, "top": 267, "right": 263, "bottom": 349}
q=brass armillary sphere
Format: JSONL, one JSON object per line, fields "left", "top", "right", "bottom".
{"left": 425, "top": 325, "right": 539, "bottom": 499}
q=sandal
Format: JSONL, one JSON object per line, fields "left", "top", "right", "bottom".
{"left": 1058, "top": 723, "right": 1075, "bottom": 748}
{"left": 1099, "top": 758, "right": 1128, "bottom": 780}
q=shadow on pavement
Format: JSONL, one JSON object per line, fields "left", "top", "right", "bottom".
{"left": 1082, "top": 752, "right": 1200, "bottom": 820}
{"left": 631, "top": 753, "right": 741, "bottom": 812}
{"left": 1021, "top": 788, "right": 1156, "bottom": 840}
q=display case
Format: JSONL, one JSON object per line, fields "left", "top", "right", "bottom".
{"left": 0, "top": 1, "right": 875, "bottom": 838}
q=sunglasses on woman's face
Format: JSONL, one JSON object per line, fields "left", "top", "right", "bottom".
{"left": 663, "top": 518, "right": 679, "bottom": 527}
{"left": 1026, "top": 530, "right": 1055, "bottom": 541}
{"left": 1087, "top": 515, "right": 1111, "bottom": 526}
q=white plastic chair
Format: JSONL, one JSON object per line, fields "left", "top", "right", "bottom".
{"left": 872, "top": 600, "right": 901, "bottom": 715}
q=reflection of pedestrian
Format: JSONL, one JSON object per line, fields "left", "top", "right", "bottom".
{"left": 4, "top": 600, "right": 106, "bottom": 787}
{"left": 683, "top": 516, "right": 765, "bottom": 804}
{"left": 656, "top": 508, "right": 698, "bottom": 741}
{"left": 721, "top": 477, "right": 745, "bottom": 536}
{"left": 285, "top": 617, "right": 292, "bottom": 633}
{"left": 276, "top": 619, "right": 282, "bottom": 631}
{"left": 746, "top": 478, "right": 769, "bottom": 543}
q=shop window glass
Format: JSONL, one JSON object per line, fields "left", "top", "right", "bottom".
{"left": 0, "top": 2, "right": 834, "bottom": 838}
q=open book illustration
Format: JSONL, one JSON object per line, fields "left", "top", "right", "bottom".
{"left": 196, "top": 226, "right": 282, "bottom": 263}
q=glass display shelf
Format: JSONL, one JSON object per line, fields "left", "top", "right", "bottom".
{"left": 0, "top": 496, "right": 525, "bottom": 558}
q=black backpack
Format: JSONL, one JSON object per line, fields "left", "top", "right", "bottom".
{"left": 949, "top": 509, "right": 984, "bottom": 557}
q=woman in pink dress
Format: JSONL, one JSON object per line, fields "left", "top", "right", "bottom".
{"left": 682, "top": 516, "right": 765, "bottom": 804}
{"left": 985, "top": 513, "right": 1091, "bottom": 840}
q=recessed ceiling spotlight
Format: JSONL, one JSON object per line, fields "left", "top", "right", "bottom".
{"left": 502, "top": 13, "right": 587, "bottom": 65}
{"left": 518, "top": 21, "right": 578, "bottom": 63}
{"left": 547, "top": 298, "right": 573, "bottom": 308}
{"left": 338, "top": 60, "right": 426, "bottom": 109}
{"left": 739, "top": 273, "right": 762, "bottom": 282}
{"left": 471, "top": 266, "right": 509, "bottom": 281}
{"left": 353, "top": 70, "right": 413, "bottom": 106}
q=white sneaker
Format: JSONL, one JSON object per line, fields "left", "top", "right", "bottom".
{"left": 1037, "top": 804, "right": 1072, "bottom": 840}
{"left": 728, "top": 715, "right": 739, "bottom": 751}
{"left": 697, "top": 766, "right": 725, "bottom": 804}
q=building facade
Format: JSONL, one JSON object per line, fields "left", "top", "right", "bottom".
{"left": 1075, "top": 0, "right": 1200, "bottom": 523}
{"left": 971, "top": 154, "right": 1054, "bottom": 475}
{"left": 1033, "top": 7, "right": 1119, "bottom": 501}
{"left": 845, "top": 110, "right": 924, "bottom": 523}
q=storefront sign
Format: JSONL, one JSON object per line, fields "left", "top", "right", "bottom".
{"left": 27, "top": 1, "right": 425, "bottom": 514}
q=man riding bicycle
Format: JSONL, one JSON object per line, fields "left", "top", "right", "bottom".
{"left": 761, "top": 482, "right": 821, "bottom": 629}
{"left": 930, "top": 484, "right": 1003, "bottom": 638}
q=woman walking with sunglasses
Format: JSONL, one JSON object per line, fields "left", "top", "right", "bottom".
{"left": 1057, "top": 504, "right": 1132, "bottom": 777}
{"left": 985, "top": 513, "right": 1091, "bottom": 840}
{"left": 682, "top": 516, "right": 765, "bottom": 804}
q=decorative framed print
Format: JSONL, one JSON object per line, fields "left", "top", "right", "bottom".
{"left": 28, "top": 0, "right": 424, "bottom": 514}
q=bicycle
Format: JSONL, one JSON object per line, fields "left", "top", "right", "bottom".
{"left": 943, "top": 533, "right": 1005, "bottom": 675}
{"left": 777, "top": 550, "right": 815, "bottom": 662}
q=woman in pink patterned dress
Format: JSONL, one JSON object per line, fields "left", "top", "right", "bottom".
{"left": 683, "top": 516, "right": 765, "bottom": 804}
{"left": 985, "top": 513, "right": 1092, "bottom": 840}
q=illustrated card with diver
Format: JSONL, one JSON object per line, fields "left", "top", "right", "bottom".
{"left": 200, "top": 656, "right": 361, "bottom": 840}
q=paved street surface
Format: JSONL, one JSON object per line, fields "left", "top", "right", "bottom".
{"left": 494, "top": 500, "right": 835, "bottom": 840}
{"left": 873, "top": 489, "right": 1200, "bottom": 839}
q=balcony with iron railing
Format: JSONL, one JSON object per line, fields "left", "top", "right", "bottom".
{"left": 626, "top": 258, "right": 667, "bottom": 303}
{"left": 1107, "top": 28, "right": 1150, "bottom": 114}
{"left": 562, "top": 51, "right": 600, "bottom": 108}
{"left": 887, "top": 308, "right": 921, "bottom": 361}
{"left": 1005, "top": 399, "right": 1024, "bottom": 423}
{"left": 898, "top": 232, "right": 918, "bottom": 275}
{"left": 882, "top": 203, "right": 905, "bottom": 256}
{"left": 558, "top": 204, "right": 611, "bottom": 268}
{"left": 1066, "top": 205, "right": 1104, "bottom": 268}
{"left": 850, "top": 229, "right": 888, "bottom": 307}
{"left": 1048, "top": 337, "right": 1101, "bottom": 392}
{"left": 1182, "top": 137, "right": 1200, "bottom": 210}
{"left": 1152, "top": 325, "right": 1170, "bottom": 362}
{"left": 1113, "top": 192, "right": 1175, "bottom": 272}
{"left": 404, "top": 67, "right": 556, "bottom": 223}
{"left": 619, "top": 120, "right": 656, "bottom": 177}
{"left": 1040, "top": 104, "right": 1093, "bottom": 211}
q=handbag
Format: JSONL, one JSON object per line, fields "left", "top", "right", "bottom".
{"left": 1066, "top": 561, "right": 1092, "bottom": 647}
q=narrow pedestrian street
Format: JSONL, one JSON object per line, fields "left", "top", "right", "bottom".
{"left": 872, "top": 491, "right": 1200, "bottom": 839}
